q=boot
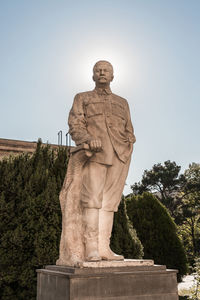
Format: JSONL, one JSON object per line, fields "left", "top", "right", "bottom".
{"left": 83, "top": 208, "right": 101, "bottom": 262}
{"left": 99, "top": 210, "right": 124, "bottom": 261}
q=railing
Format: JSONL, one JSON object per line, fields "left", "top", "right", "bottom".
{"left": 58, "top": 130, "right": 62, "bottom": 146}
{"left": 58, "top": 131, "right": 72, "bottom": 147}
{"left": 66, "top": 132, "right": 71, "bottom": 147}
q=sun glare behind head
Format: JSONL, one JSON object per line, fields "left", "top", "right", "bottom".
{"left": 72, "top": 45, "right": 135, "bottom": 83}
{"left": 65, "top": 37, "right": 140, "bottom": 96}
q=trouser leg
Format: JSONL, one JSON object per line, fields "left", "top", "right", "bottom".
{"left": 98, "top": 155, "right": 131, "bottom": 260}
{"left": 83, "top": 207, "right": 101, "bottom": 261}
{"left": 102, "top": 155, "right": 131, "bottom": 212}
{"left": 98, "top": 209, "right": 124, "bottom": 260}
{"left": 81, "top": 161, "right": 107, "bottom": 208}
{"left": 81, "top": 162, "right": 108, "bottom": 261}
{"left": 81, "top": 157, "right": 130, "bottom": 261}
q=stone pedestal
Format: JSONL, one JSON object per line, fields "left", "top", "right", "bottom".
{"left": 37, "top": 260, "right": 178, "bottom": 300}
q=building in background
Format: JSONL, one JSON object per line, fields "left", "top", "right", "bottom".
{"left": 0, "top": 138, "right": 61, "bottom": 160}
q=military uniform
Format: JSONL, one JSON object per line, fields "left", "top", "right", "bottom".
{"left": 68, "top": 87, "right": 136, "bottom": 212}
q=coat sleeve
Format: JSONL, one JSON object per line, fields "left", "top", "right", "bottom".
{"left": 68, "top": 94, "right": 93, "bottom": 145}
{"left": 125, "top": 100, "right": 136, "bottom": 144}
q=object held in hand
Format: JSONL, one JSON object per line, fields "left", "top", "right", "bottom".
{"left": 70, "top": 142, "right": 102, "bottom": 157}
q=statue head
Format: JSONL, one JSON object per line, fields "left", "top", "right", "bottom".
{"left": 93, "top": 60, "right": 114, "bottom": 86}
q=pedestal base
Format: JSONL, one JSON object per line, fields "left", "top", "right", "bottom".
{"left": 37, "top": 260, "right": 178, "bottom": 300}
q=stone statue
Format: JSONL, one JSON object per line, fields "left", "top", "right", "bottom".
{"left": 56, "top": 61, "right": 136, "bottom": 266}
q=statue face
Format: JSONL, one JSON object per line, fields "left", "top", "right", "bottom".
{"left": 93, "top": 62, "right": 114, "bottom": 85}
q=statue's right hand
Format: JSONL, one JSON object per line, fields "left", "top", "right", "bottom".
{"left": 89, "top": 139, "right": 102, "bottom": 152}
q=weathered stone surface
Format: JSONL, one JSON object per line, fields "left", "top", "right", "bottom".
{"left": 57, "top": 60, "right": 136, "bottom": 266}
{"left": 37, "top": 264, "right": 179, "bottom": 300}
{"left": 77, "top": 258, "right": 154, "bottom": 268}
{"left": 45, "top": 263, "right": 165, "bottom": 275}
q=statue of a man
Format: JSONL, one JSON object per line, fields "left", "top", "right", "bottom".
{"left": 57, "top": 60, "right": 136, "bottom": 265}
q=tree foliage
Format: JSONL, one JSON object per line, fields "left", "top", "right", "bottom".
{"left": 131, "top": 160, "right": 186, "bottom": 219}
{"left": 190, "top": 258, "right": 200, "bottom": 299}
{"left": 111, "top": 197, "right": 143, "bottom": 259}
{"left": 130, "top": 161, "right": 200, "bottom": 269}
{"left": 126, "top": 192, "right": 188, "bottom": 281}
{"left": 184, "top": 163, "right": 200, "bottom": 194}
{"left": 177, "top": 163, "right": 200, "bottom": 264}
{"left": 0, "top": 142, "right": 143, "bottom": 299}
{"left": 0, "top": 142, "right": 68, "bottom": 300}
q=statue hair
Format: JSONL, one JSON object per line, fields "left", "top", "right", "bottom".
{"left": 93, "top": 60, "right": 113, "bottom": 73}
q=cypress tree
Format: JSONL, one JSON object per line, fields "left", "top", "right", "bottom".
{"left": 0, "top": 142, "right": 143, "bottom": 299}
{"left": 0, "top": 142, "right": 68, "bottom": 300}
{"left": 111, "top": 197, "right": 143, "bottom": 259}
{"left": 126, "top": 192, "right": 188, "bottom": 281}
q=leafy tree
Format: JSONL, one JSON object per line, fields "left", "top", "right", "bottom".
{"left": 131, "top": 161, "right": 200, "bottom": 226}
{"left": 131, "top": 160, "right": 184, "bottom": 196}
{"left": 131, "top": 160, "right": 187, "bottom": 219}
{"left": 126, "top": 192, "right": 188, "bottom": 281}
{"left": 111, "top": 197, "right": 144, "bottom": 259}
{"left": 177, "top": 163, "right": 200, "bottom": 264}
{"left": 190, "top": 258, "right": 200, "bottom": 299}
{"left": 184, "top": 163, "right": 200, "bottom": 195}
{"left": 178, "top": 194, "right": 200, "bottom": 261}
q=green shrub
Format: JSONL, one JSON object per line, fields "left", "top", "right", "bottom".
{"left": 0, "top": 142, "right": 143, "bottom": 299}
{"left": 126, "top": 192, "right": 188, "bottom": 281}
{"left": 111, "top": 197, "right": 144, "bottom": 259}
{"left": 0, "top": 142, "right": 68, "bottom": 300}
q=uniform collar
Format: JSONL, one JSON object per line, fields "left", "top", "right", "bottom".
{"left": 94, "top": 86, "right": 112, "bottom": 95}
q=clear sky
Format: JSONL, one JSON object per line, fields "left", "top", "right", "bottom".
{"left": 0, "top": 0, "right": 200, "bottom": 194}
